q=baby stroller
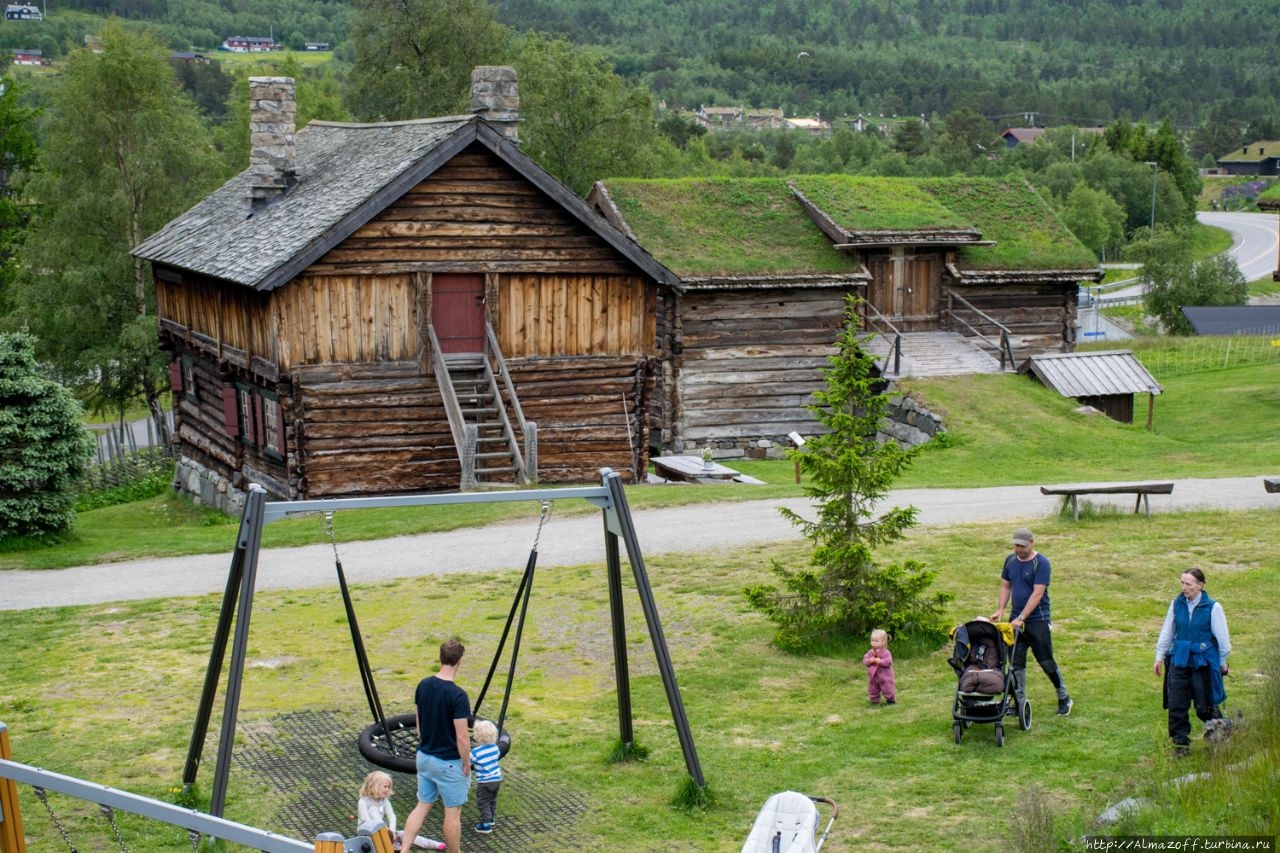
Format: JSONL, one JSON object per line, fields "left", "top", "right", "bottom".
{"left": 947, "top": 618, "right": 1031, "bottom": 746}
{"left": 741, "top": 791, "right": 838, "bottom": 853}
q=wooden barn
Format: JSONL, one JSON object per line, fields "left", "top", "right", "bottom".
{"left": 590, "top": 175, "right": 1100, "bottom": 457}
{"left": 134, "top": 71, "right": 677, "bottom": 510}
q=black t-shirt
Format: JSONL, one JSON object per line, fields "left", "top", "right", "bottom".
{"left": 414, "top": 675, "right": 470, "bottom": 760}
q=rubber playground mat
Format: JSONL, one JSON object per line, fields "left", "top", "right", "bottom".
{"left": 228, "top": 710, "right": 589, "bottom": 850}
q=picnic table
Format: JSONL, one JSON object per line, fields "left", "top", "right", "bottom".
{"left": 1039, "top": 481, "right": 1175, "bottom": 521}
{"left": 652, "top": 455, "right": 741, "bottom": 482}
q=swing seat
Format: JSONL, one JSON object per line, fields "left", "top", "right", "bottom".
{"left": 359, "top": 714, "right": 511, "bottom": 774}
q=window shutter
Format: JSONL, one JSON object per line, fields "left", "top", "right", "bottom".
{"left": 169, "top": 360, "right": 183, "bottom": 392}
{"left": 221, "top": 387, "right": 239, "bottom": 436}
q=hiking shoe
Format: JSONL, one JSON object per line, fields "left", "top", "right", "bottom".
{"left": 1057, "top": 697, "right": 1073, "bottom": 716}
{"left": 474, "top": 822, "right": 494, "bottom": 834}
{"left": 1174, "top": 744, "right": 1191, "bottom": 758}
{"left": 885, "top": 698, "right": 896, "bottom": 705}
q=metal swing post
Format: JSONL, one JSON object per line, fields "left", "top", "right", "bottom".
{"left": 601, "top": 471, "right": 706, "bottom": 789}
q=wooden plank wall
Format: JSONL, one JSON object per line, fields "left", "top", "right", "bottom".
{"left": 497, "top": 273, "right": 655, "bottom": 358}
{"left": 157, "top": 276, "right": 274, "bottom": 363}
{"left": 671, "top": 288, "right": 845, "bottom": 446}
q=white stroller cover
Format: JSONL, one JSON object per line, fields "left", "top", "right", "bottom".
{"left": 741, "top": 791, "right": 820, "bottom": 853}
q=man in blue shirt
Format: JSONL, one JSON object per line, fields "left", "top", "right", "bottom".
{"left": 400, "top": 639, "right": 472, "bottom": 853}
{"left": 992, "top": 527, "right": 1073, "bottom": 716}
{"left": 1155, "top": 568, "right": 1231, "bottom": 755}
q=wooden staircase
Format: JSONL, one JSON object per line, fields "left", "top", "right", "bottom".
{"left": 428, "top": 323, "right": 536, "bottom": 490}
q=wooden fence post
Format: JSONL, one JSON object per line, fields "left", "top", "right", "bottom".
{"left": 0, "top": 722, "right": 27, "bottom": 853}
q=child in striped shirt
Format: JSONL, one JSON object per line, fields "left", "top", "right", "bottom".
{"left": 470, "top": 719, "right": 504, "bottom": 834}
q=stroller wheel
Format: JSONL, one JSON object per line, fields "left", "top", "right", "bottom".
{"left": 995, "top": 724, "right": 1005, "bottom": 747}
{"left": 953, "top": 721, "right": 963, "bottom": 744}
{"left": 1019, "top": 698, "right": 1032, "bottom": 731}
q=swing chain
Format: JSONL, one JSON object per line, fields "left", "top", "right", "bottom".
{"left": 33, "top": 785, "right": 80, "bottom": 852}
{"left": 188, "top": 828, "right": 203, "bottom": 852}
{"left": 98, "top": 802, "right": 131, "bottom": 852}
{"left": 322, "top": 510, "right": 339, "bottom": 562}
{"left": 533, "top": 500, "right": 552, "bottom": 552}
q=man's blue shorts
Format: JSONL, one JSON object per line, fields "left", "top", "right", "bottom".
{"left": 415, "top": 751, "right": 471, "bottom": 808}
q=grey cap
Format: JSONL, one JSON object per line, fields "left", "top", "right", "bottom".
{"left": 1012, "top": 527, "right": 1034, "bottom": 546}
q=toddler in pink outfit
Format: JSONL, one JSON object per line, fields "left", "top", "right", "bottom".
{"left": 862, "top": 629, "right": 896, "bottom": 705}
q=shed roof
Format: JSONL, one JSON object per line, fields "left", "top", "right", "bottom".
{"left": 134, "top": 117, "right": 677, "bottom": 290}
{"left": 1019, "top": 350, "right": 1162, "bottom": 398}
{"left": 1181, "top": 305, "right": 1280, "bottom": 335}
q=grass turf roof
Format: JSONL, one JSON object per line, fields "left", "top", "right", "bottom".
{"left": 789, "top": 175, "right": 973, "bottom": 231}
{"left": 600, "top": 177, "right": 862, "bottom": 278}
{"left": 918, "top": 178, "right": 1099, "bottom": 271}
{"left": 603, "top": 175, "right": 1098, "bottom": 277}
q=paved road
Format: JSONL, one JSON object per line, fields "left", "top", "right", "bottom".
{"left": 2, "top": 476, "right": 1274, "bottom": 611}
{"left": 1197, "top": 210, "right": 1278, "bottom": 284}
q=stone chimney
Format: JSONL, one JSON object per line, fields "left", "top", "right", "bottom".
{"left": 248, "top": 77, "right": 297, "bottom": 204}
{"left": 469, "top": 66, "right": 519, "bottom": 143}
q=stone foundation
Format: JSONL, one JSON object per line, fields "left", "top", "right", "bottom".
{"left": 173, "top": 455, "right": 247, "bottom": 517}
{"left": 683, "top": 392, "right": 945, "bottom": 461}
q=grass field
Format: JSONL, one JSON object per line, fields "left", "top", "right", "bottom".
{"left": 1, "top": 345, "right": 1277, "bottom": 850}
{"left": 1, "top": 510, "right": 1277, "bottom": 850}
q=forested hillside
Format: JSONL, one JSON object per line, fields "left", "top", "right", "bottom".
{"left": 490, "top": 0, "right": 1280, "bottom": 125}
{"left": 2, "top": 0, "right": 1276, "bottom": 130}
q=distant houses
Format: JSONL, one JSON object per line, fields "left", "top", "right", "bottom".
{"left": 10, "top": 48, "right": 46, "bottom": 66}
{"left": 4, "top": 4, "right": 41, "bottom": 20}
{"left": 219, "top": 36, "right": 279, "bottom": 53}
{"left": 1216, "top": 141, "right": 1280, "bottom": 176}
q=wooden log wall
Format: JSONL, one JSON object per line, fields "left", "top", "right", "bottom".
{"left": 164, "top": 340, "right": 295, "bottom": 499}
{"left": 293, "top": 361, "right": 457, "bottom": 496}
{"left": 292, "top": 356, "right": 652, "bottom": 496}
{"left": 945, "top": 283, "right": 1077, "bottom": 354}
{"left": 670, "top": 288, "right": 846, "bottom": 445}
{"left": 509, "top": 356, "right": 653, "bottom": 484}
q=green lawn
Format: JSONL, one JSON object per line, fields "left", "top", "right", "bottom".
{"left": 1, "top": 510, "right": 1276, "bottom": 850}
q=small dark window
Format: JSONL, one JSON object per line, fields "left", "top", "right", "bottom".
{"left": 236, "top": 384, "right": 257, "bottom": 447}
{"left": 181, "top": 356, "right": 197, "bottom": 402}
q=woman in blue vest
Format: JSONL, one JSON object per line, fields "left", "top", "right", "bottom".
{"left": 1154, "top": 568, "right": 1231, "bottom": 754}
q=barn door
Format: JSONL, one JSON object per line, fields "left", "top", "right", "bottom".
{"left": 433, "top": 274, "right": 486, "bottom": 353}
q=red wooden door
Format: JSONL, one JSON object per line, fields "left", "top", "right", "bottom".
{"left": 433, "top": 274, "right": 485, "bottom": 353}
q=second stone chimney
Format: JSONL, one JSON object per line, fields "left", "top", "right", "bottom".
{"left": 248, "top": 77, "right": 297, "bottom": 204}
{"left": 469, "top": 66, "right": 519, "bottom": 143}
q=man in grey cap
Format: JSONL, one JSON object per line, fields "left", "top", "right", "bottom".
{"left": 991, "top": 527, "right": 1073, "bottom": 716}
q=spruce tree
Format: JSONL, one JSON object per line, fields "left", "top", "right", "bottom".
{"left": 0, "top": 333, "right": 96, "bottom": 540}
{"left": 744, "top": 297, "right": 951, "bottom": 651}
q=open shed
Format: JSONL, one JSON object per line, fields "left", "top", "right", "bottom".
{"left": 1018, "top": 350, "right": 1161, "bottom": 424}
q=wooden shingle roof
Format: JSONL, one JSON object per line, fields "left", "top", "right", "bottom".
{"left": 134, "top": 117, "right": 677, "bottom": 290}
{"left": 1019, "top": 350, "right": 1162, "bottom": 398}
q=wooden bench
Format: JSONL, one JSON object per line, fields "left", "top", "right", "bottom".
{"left": 1265, "top": 477, "right": 1280, "bottom": 494}
{"left": 652, "top": 455, "right": 741, "bottom": 482}
{"left": 1039, "top": 481, "right": 1175, "bottom": 521}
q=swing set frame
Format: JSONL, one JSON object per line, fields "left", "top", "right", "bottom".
{"left": 185, "top": 468, "right": 706, "bottom": 820}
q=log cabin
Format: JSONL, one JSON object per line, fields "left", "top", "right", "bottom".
{"left": 590, "top": 175, "right": 1101, "bottom": 458}
{"left": 134, "top": 70, "right": 677, "bottom": 510}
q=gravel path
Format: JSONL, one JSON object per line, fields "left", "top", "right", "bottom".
{"left": 0, "top": 476, "right": 1274, "bottom": 611}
